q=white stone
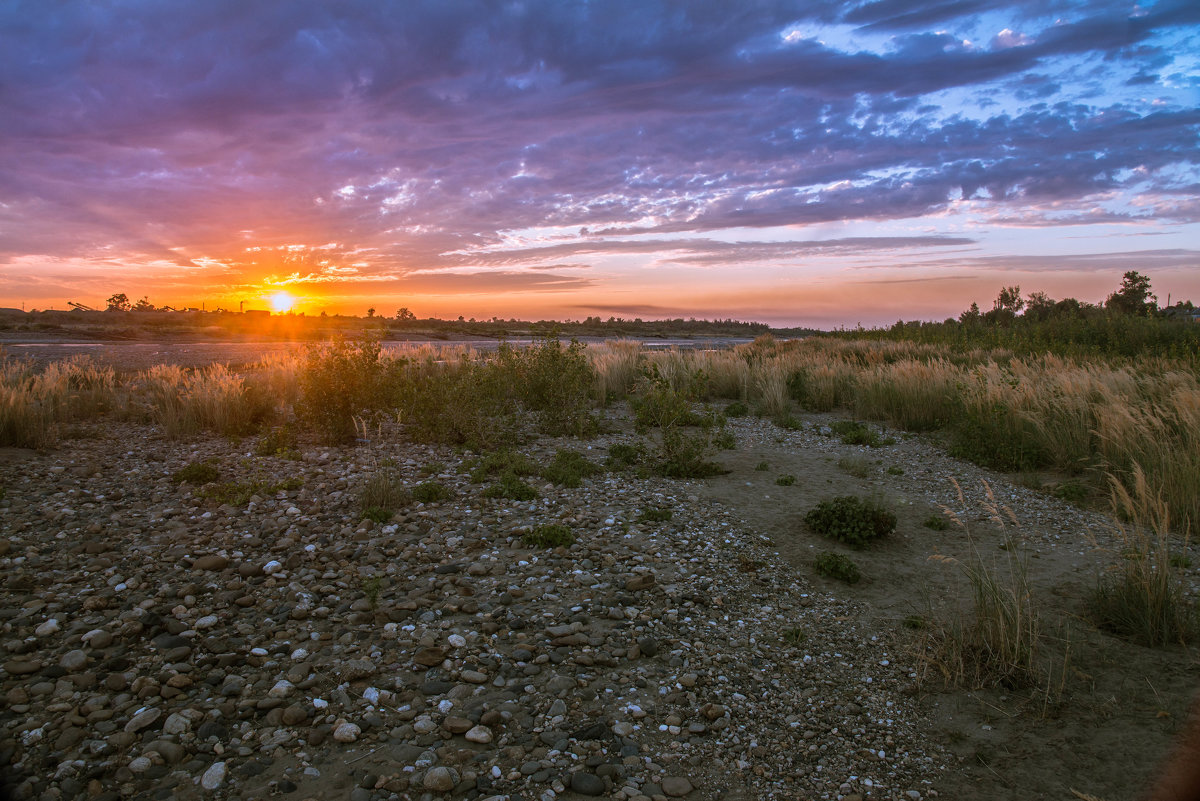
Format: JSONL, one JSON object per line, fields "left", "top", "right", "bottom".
{"left": 162, "top": 712, "right": 192, "bottom": 735}
{"left": 263, "top": 560, "right": 282, "bottom": 574}
{"left": 127, "top": 756, "right": 152, "bottom": 774}
{"left": 332, "top": 722, "right": 361, "bottom": 743}
{"left": 447, "top": 633, "right": 467, "bottom": 648}
{"left": 464, "top": 725, "right": 493, "bottom": 744}
{"left": 194, "top": 615, "right": 218, "bottom": 630}
{"left": 268, "top": 680, "right": 294, "bottom": 698}
{"left": 35, "top": 619, "right": 59, "bottom": 637}
{"left": 201, "top": 761, "right": 226, "bottom": 790}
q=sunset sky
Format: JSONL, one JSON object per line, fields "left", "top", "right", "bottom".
{"left": 2, "top": 1, "right": 1198, "bottom": 327}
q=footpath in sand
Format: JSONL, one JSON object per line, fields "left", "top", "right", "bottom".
{"left": 1, "top": 408, "right": 1196, "bottom": 801}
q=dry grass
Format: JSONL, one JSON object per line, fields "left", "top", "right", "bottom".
{"left": 139, "top": 363, "right": 273, "bottom": 438}
{"left": 590, "top": 339, "right": 642, "bottom": 402}
{"left": 1089, "top": 467, "right": 1197, "bottom": 646}
{"left": 0, "top": 355, "right": 119, "bottom": 448}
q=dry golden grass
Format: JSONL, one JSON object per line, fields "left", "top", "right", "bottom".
{"left": 590, "top": 339, "right": 642, "bottom": 402}
{"left": 0, "top": 355, "right": 119, "bottom": 448}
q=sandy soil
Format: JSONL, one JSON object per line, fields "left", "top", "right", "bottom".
{"left": 698, "top": 412, "right": 1200, "bottom": 801}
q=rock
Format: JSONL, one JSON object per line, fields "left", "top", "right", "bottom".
{"left": 125, "top": 707, "right": 162, "bottom": 733}
{"left": 83, "top": 629, "right": 113, "bottom": 649}
{"left": 637, "top": 636, "right": 658, "bottom": 657}
{"left": 413, "top": 647, "right": 446, "bottom": 667}
{"left": 60, "top": 649, "right": 88, "bottom": 672}
{"left": 200, "top": 761, "right": 226, "bottom": 790}
{"left": 162, "top": 713, "right": 191, "bottom": 735}
{"left": 339, "top": 659, "right": 374, "bottom": 681}
{"left": 4, "top": 660, "right": 41, "bottom": 675}
{"left": 663, "top": 777, "right": 694, "bottom": 796}
{"left": 282, "top": 703, "right": 308, "bottom": 726}
{"left": 333, "top": 722, "right": 361, "bottom": 743}
{"left": 625, "top": 574, "right": 656, "bottom": 591}
{"left": 464, "top": 725, "right": 493, "bottom": 744}
{"left": 423, "top": 766, "right": 457, "bottom": 792}
{"left": 571, "top": 772, "right": 606, "bottom": 796}
{"left": 192, "top": 555, "right": 228, "bottom": 571}
{"left": 35, "top": 619, "right": 60, "bottom": 637}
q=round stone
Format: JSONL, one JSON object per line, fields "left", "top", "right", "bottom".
{"left": 422, "top": 767, "right": 457, "bottom": 792}
{"left": 464, "top": 725, "right": 493, "bottom": 744}
{"left": 60, "top": 649, "right": 88, "bottom": 672}
{"left": 663, "top": 776, "right": 694, "bottom": 797}
{"left": 333, "top": 722, "right": 361, "bottom": 743}
{"left": 571, "top": 772, "right": 605, "bottom": 796}
{"left": 201, "top": 761, "right": 226, "bottom": 790}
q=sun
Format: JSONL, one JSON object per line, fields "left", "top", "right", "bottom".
{"left": 268, "top": 291, "right": 295, "bottom": 313}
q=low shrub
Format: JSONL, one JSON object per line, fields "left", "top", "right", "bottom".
{"left": 412, "top": 480, "right": 453, "bottom": 504}
{"left": 361, "top": 506, "right": 392, "bottom": 523}
{"left": 482, "top": 472, "right": 537, "bottom": 501}
{"left": 923, "top": 513, "right": 950, "bottom": 531}
{"left": 1052, "top": 481, "right": 1089, "bottom": 504}
{"left": 604, "top": 441, "right": 645, "bottom": 471}
{"left": 804, "top": 495, "right": 896, "bottom": 548}
{"left": 254, "top": 425, "right": 301, "bottom": 459}
{"left": 724, "top": 400, "right": 749, "bottom": 417}
{"left": 775, "top": 474, "right": 796, "bottom": 486}
{"left": 359, "top": 468, "right": 413, "bottom": 515}
{"left": 171, "top": 460, "right": 220, "bottom": 485}
{"left": 712, "top": 429, "right": 737, "bottom": 450}
{"left": 887, "top": 466, "right": 905, "bottom": 476}
{"left": 542, "top": 449, "right": 603, "bottom": 488}
{"left": 523, "top": 523, "right": 575, "bottom": 548}
{"left": 637, "top": 507, "right": 673, "bottom": 523}
{"left": 197, "top": 476, "right": 302, "bottom": 507}
{"left": 837, "top": 456, "right": 872, "bottom": 478}
{"left": 830, "top": 420, "right": 894, "bottom": 447}
{"left": 754, "top": 461, "right": 769, "bottom": 471}
{"left": 296, "top": 337, "right": 389, "bottom": 443}
{"left": 813, "top": 551, "right": 861, "bottom": 584}
{"left": 469, "top": 450, "right": 539, "bottom": 483}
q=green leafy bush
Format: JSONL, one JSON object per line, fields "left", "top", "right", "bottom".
{"left": 523, "top": 523, "right": 575, "bottom": 548}
{"left": 830, "top": 420, "right": 894, "bottom": 447}
{"left": 813, "top": 551, "right": 862, "bottom": 584}
{"left": 482, "top": 471, "right": 538, "bottom": 501}
{"left": 542, "top": 449, "right": 603, "bottom": 487}
{"left": 394, "top": 354, "right": 519, "bottom": 449}
{"left": 923, "top": 513, "right": 950, "bottom": 531}
{"left": 171, "top": 460, "right": 220, "bottom": 485}
{"left": 804, "top": 495, "right": 896, "bottom": 548}
{"left": 637, "top": 507, "right": 673, "bottom": 523}
{"left": 468, "top": 450, "right": 540, "bottom": 483}
{"left": 775, "top": 474, "right": 796, "bottom": 486}
{"left": 724, "top": 401, "right": 749, "bottom": 417}
{"left": 254, "top": 425, "right": 301, "bottom": 459}
{"left": 412, "top": 480, "right": 453, "bottom": 504}
{"left": 604, "top": 441, "right": 645, "bottom": 470}
{"left": 498, "top": 338, "right": 599, "bottom": 437}
{"left": 297, "top": 337, "right": 389, "bottom": 443}
{"left": 361, "top": 506, "right": 392, "bottom": 523}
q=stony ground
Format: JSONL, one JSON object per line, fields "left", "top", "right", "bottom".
{"left": 1, "top": 406, "right": 1197, "bottom": 801}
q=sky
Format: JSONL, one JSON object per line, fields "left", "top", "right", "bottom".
{"left": 1, "top": 0, "right": 1198, "bottom": 327}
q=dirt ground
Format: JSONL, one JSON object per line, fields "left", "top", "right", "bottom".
{"left": 696, "top": 412, "right": 1200, "bottom": 801}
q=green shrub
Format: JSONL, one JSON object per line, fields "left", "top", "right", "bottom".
{"left": 1052, "top": 481, "right": 1089, "bottom": 504}
{"left": 754, "top": 460, "right": 769, "bottom": 471}
{"left": 604, "top": 441, "right": 645, "bottom": 471}
{"left": 813, "top": 551, "right": 862, "bottom": 584}
{"left": 712, "top": 429, "right": 737, "bottom": 450}
{"left": 523, "top": 523, "right": 575, "bottom": 548}
{"left": 359, "top": 468, "right": 412, "bottom": 515}
{"left": 197, "top": 476, "right": 302, "bottom": 506}
{"left": 542, "top": 449, "right": 603, "bottom": 487}
{"left": 255, "top": 425, "right": 301, "bottom": 459}
{"left": 830, "top": 420, "right": 893, "bottom": 447}
{"left": 949, "top": 401, "right": 1044, "bottom": 472}
{"left": 887, "top": 466, "right": 905, "bottom": 476}
{"left": 361, "top": 506, "right": 392, "bottom": 523}
{"left": 923, "top": 513, "right": 950, "bottom": 531}
{"left": 776, "top": 415, "right": 803, "bottom": 430}
{"left": 469, "top": 450, "right": 540, "bottom": 483}
{"left": 482, "top": 472, "right": 537, "bottom": 501}
{"left": 171, "top": 460, "right": 220, "bottom": 485}
{"left": 499, "top": 338, "right": 600, "bottom": 437}
{"left": 637, "top": 507, "right": 673, "bottom": 523}
{"left": 412, "top": 480, "right": 453, "bottom": 504}
{"left": 394, "top": 354, "right": 519, "bottom": 449}
{"left": 296, "top": 337, "right": 389, "bottom": 444}
{"left": 724, "top": 401, "right": 749, "bottom": 417}
{"left": 775, "top": 474, "right": 796, "bottom": 486}
{"left": 362, "top": 576, "right": 383, "bottom": 609}
{"left": 782, "top": 627, "right": 807, "bottom": 645}
{"left": 804, "top": 496, "right": 896, "bottom": 548}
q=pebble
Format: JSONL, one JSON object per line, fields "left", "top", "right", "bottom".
{"left": 333, "top": 722, "right": 361, "bottom": 743}
{"left": 201, "top": 761, "right": 226, "bottom": 790}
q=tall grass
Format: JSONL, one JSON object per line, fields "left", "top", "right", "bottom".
{"left": 591, "top": 339, "right": 642, "bottom": 402}
{"left": 1090, "top": 468, "right": 1196, "bottom": 646}
{"left": 0, "top": 355, "right": 118, "bottom": 448}
{"left": 141, "top": 363, "right": 273, "bottom": 438}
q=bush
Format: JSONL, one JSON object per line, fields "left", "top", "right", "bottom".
{"left": 724, "top": 401, "right": 749, "bottom": 417}
{"left": 197, "top": 476, "right": 302, "bottom": 507}
{"left": 523, "top": 523, "right": 575, "bottom": 548}
{"left": 604, "top": 441, "right": 645, "bottom": 471}
{"left": 412, "top": 480, "right": 453, "bottom": 504}
{"left": 804, "top": 496, "right": 896, "bottom": 548}
{"left": 499, "top": 337, "right": 599, "bottom": 437}
{"left": 362, "top": 506, "right": 392, "bottom": 523}
{"left": 254, "top": 425, "right": 301, "bottom": 459}
{"left": 637, "top": 507, "right": 673, "bottom": 523}
{"left": 775, "top": 474, "right": 796, "bottom": 486}
{"left": 469, "top": 450, "right": 540, "bottom": 483}
{"left": 171, "top": 460, "right": 220, "bottom": 485}
{"left": 359, "top": 467, "right": 412, "bottom": 515}
{"left": 297, "top": 337, "right": 389, "bottom": 443}
{"left": 482, "top": 471, "right": 537, "bottom": 501}
{"left": 830, "top": 420, "right": 893, "bottom": 447}
{"left": 754, "top": 461, "right": 769, "bottom": 471}
{"left": 814, "top": 551, "right": 861, "bottom": 584}
{"left": 837, "top": 456, "right": 871, "bottom": 478}
{"left": 712, "top": 429, "right": 737, "bottom": 450}
{"left": 542, "top": 449, "right": 603, "bottom": 487}
{"left": 395, "top": 354, "right": 519, "bottom": 449}
{"left": 923, "top": 513, "right": 950, "bottom": 531}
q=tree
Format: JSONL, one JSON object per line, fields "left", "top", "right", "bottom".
{"left": 1107, "top": 271, "right": 1157, "bottom": 316}
{"left": 132, "top": 296, "right": 156, "bottom": 312}
{"left": 105, "top": 293, "right": 130, "bottom": 312}
{"left": 959, "top": 302, "right": 982, "bottom": 324}
{"left": 366, "top": 307, "right": 375, "bottom": 318}
{"left": 982, "top": 286, "right": 1023, "bottom": 325}
{"left": 396, "top": 307, "right": 416, "bottom": 321}
{"left": 1024, "top": 291, "right": 1056, "bottom": 322}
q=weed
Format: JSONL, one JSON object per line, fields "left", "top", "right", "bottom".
{"left": 1089, "top": 469, "right": 1197, "bottom": 646}
{"left": 255, "top": 425, "right": 301, "bottom": 459}
{"left": 830, "top": 420, "right": 893, "bottom": 447}
{"left": 923, "top": 513, "right": 950, "bottom": 531}
{"left": 419, "top": 460, "right": 446, "bottom": 476}
{"left": 637, "top": 507, "right": 673, "bottom": 523}
{"left": 412, "top": 480, "right": 453, "bottom": 504}
{"left": 776, "top": 415, "right": 803, "bottom": 430}
{"left": 523, "top": 523, "right": 575, "bottom": 548}
{"left": 902, "top": 614, "right": 926, "bottom": 630}
{"left": 837, "top": 456, "right": 872, "bottom": 478}
{"left": 782, "top": 627, "right": 807, "bottom": 645}
{"left": 813, "top": 551, "right": 862, "bottom": 584}
{"left": 198, "top": 476, "right": 302, "bottom": 507}
{"left": 724, "top": 401, "right": 749, "bottom": 417}
{"left": 359, "top": 467, "right": 412, "bottom": 515}
{"left": 296, "top": 337, "right": 389, "bottom": 443}
{"left": 775, "top": 474, "right": 796, "bottom": 486}
{"left": 1170, "top": 554, "right": 1192, "bottom": 569}
{"left": 712, "top": 429, "right": 737, "bottom": 450}
{"left": 754, "top": 460, "right": 770, "bottom": 471}
{"left": 604, "top": 441, "right": 645, "bottom": 471}
{"left": 482, "top": 472, "right": 537, "bottom": 501}
{"left": 542, "top": 449, "right": 603, "bottom": 488}
{"left": 804, "top": 495, "right": 896, "bottom": 549}
{"left": 887, "top": 466, "right": 905, "bottom": 476}
{"left": 500, "top": 337, "right": 600, "bottom": 437}
{"left": 1052, "top": 481, "right": 1089, "bottom": 504}
{"left": 361, "top": 506, "right": 392, "bottom": 523}
{"left": 171, "top": 460, "right": 220, "bottom": 485}
{"left": 362, "top": 576, "right": 382, "bottom": 609}
{"left": 469, "top": 450, "right": 540, "bottom": 483}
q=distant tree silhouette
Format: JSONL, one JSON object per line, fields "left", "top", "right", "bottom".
{"left": 1107, "top": 270, "right": 1157, "bottom": 316}
{"left": 105, "top": 293, "right": 131, "bottom": 312}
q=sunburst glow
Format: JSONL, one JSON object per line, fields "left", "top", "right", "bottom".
{"left": 268, "top": 291, "right": 295, "bottom": 313}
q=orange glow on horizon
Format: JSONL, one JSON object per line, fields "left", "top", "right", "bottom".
{"left": 268, "top": 291, "right": 296, "bottom": 313}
